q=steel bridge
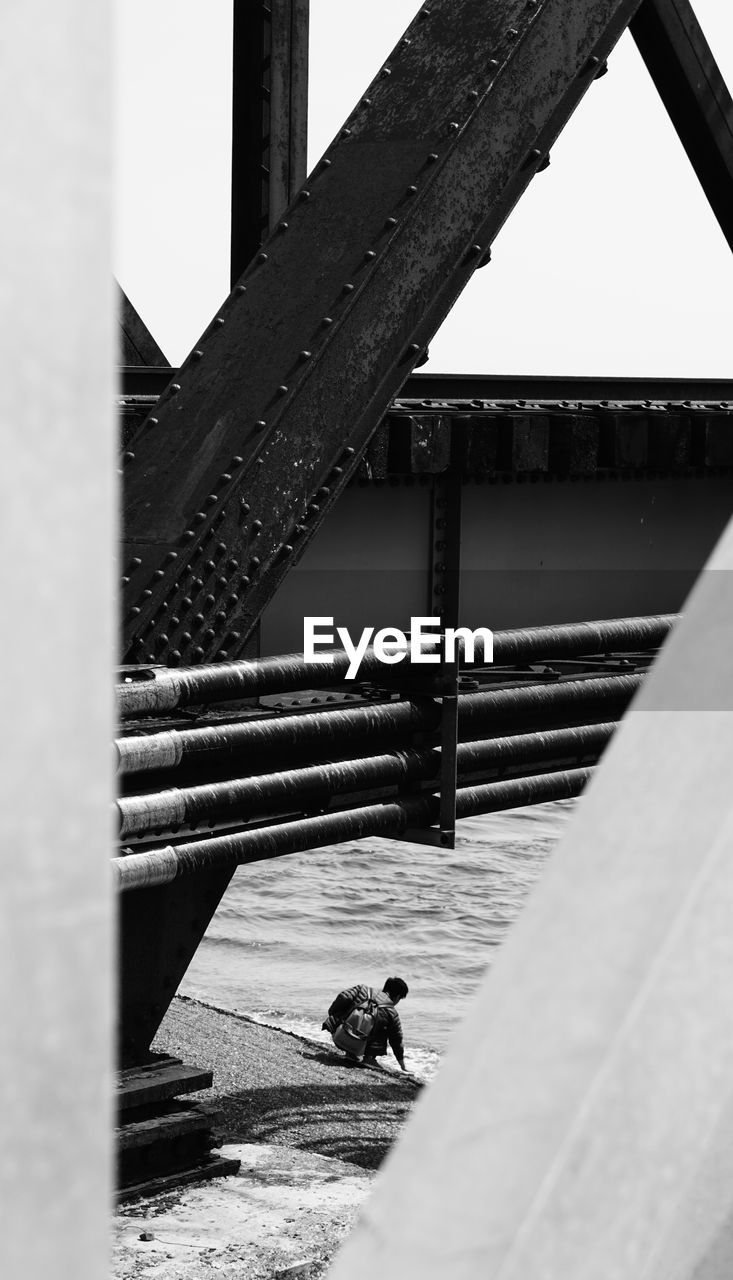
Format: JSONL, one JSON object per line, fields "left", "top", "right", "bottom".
{"left": 115, "top": 0, "right": 733, "bottom": 1197}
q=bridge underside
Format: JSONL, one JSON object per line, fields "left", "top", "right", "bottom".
{"left": 113, "top": 0, "right": 733, "bottom": 1200}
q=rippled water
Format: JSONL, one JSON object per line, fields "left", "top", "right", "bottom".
{"left": 180, "top": 800, "right": 575, "bottom": 1079}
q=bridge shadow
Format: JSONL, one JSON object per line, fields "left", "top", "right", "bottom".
{"left": 213, "top": 1050, "right": 423, "bottom": 1169}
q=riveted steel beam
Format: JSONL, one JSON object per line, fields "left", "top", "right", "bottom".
{"left": 122, "top": 0, "right": 644, "bottom": 667}
{"left": 630, "top": 0, "right": 733, "bottom": 253}
{"left": 231, "top": 0, "right": 309, "bottom": 284}
{"left": 118, "top": 284, "right": 169, "bottom": 368}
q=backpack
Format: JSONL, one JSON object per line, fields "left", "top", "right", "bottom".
{"left": 332, "top": 987, "right": 387, "bottom": 1059}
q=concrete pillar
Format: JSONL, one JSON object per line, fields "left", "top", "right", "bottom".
{"left": 330, "top": 518, "right": 733, "bottom": 1279}
{"left": 0, "top": 2, "right": 113, "bottom": 1277}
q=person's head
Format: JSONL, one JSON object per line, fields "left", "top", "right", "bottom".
{"left": 384, "top": 977, "right": 408, "bottom": 1004}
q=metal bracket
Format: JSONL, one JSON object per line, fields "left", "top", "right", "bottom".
{"left": 398, "top": 464, "right": 462, "bottom": 849}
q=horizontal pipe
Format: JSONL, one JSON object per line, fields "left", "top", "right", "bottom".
{"left": 117, "top": 673, "right": 640, "bottom": 779}
{"left": 117, "top": 723, "right": 615, "bottom": 840}
{"left": 117, "top": 699, "right": 438, "bottom": 777}
{"left": 114, "top": 767, "right": 593, "bottom": 892}
{"left": 117, "top": 615, "right": 675, "bottom": 717}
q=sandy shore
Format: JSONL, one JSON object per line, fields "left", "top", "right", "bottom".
{"left": 113, "top": 995, "right": 423, "bottom": 1278}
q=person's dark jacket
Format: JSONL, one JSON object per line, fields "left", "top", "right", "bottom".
{"left": 324, "top": 983, "right": 405, "bottom": 1064}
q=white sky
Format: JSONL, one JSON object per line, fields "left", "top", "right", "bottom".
{"left": 115, "top": 1, "right": 733, "bottom": 376}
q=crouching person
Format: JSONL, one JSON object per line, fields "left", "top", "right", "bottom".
{"left": 322, "top": 977, "right": 409, "bottom": 1070}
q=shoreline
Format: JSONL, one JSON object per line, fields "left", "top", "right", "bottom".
{"left": 113, "top": 994, "right": 423, "bottom": 1278}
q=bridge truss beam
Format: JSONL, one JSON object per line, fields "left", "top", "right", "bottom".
{"left": 122, "top": 0, "right": 644, "bottom": 667}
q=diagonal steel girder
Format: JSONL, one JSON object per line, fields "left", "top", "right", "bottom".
{"left": 630, "top": 0, "right": 733, "bottom": 254}
{"left": 122, "top": 0, "right": 644, "bottom": 667}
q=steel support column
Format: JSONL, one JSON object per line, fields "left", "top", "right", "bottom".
{"left": 630, "top": 0, "right": 733, "bottom": 252}
{"left": 231, "top": 0, "right": 309, "bottom": 284}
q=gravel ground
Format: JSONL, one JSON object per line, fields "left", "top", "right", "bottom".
{"left": 153, "top": 994, "right": 423, "bottom": 1168}
{"left": 113, "top": 996, "right": 423, "bottom": 1279}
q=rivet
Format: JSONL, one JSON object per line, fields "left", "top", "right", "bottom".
{"left": 341, "top": 128, "right": 352, "bottom": 138}
{"left": 227, "top": 593, "right": 239, "bottom": 606}
{"left": 525, "top": 147, "right": 542, "bottom": 168}
{"left": 170, "top": 383, "right": 181, "bottom": 394}
{"left": 203, "top": 629, "right": 215, "bottom": 642}
{"left": 364, "top": 250, "right": 376, "bottom": 261}
{"left": 192, "top": 647, "right": 204, "bottom": 661}
{"left": 278, "top": 221, "right": 289, "bottom": 231}
{"left": 426, "top": 153, "right": 439, "bottom": 163}
{"left": 130, "top": 557, "right": 142, "bottom": 568}
{"left": 299, "top": 189, "right": 311, "bottom": 201}
{"left": 182, "top": 596, "right": 193, "bottom": 609}
{"left": 381, "top": 67, "right": 392, "bottom": 77}
{"left": 343, "top": 446, "right": 355, "bottom": 457}
{"left": 306, "top": 503, "right": 320, "bottom": 515}
{"left": 192, "top": 577, "right": 204, "bottom": 589}
{"left": 537, "top": 153, "right": 551, "bottom": 172}
{"left": 507, "top": 27, "right": 519, "bottom": 37}
{"left": 194, "top": 613, "right": 205, "bottom": 625}
{"left": 157, "top": 633, "right": 169, "bottom": 647}
{"left": 204, "top": 594, "right": 216, "bottom": 607}
{"left": 257, "top": 252, "right": 268, "bottom": 263}
{"left": 280, "top": 544, "right": 294, "bottom": 557}
{"left": 250, "top": 557, "right": 261, "bottom": 569}
{"left": 230, "top": 455, "right": 244, "bottom": 467}
{"left": 407, "top": 343, "right": 420, "bottom": 357}
{"left": 170, "top": 615, "right": 180, "bottom": 627}
{"left": 142, "top": 589, "right": 153, "bottom": 599}
{"left": 235, "top": 284, "right": 247, "bottom": 293}
{"left": 343, "top": 283, "right": 354, "bottom": 293}
{"left": 205, "top": 494, "right": 218, "bottom": 505}
{"left": 153, "top": 569, "right": 164, "bottom": 580}
{"left": 192, "top": 512, "right": 206, "bottom": 525}
{"left": 468, "top": 88, "right": 479, "bottom": 100}
{"left": 216, "top": 542, "right": 227, "bottom": 554}
{"left": 385, "top": 217, "right": 398, "bottom": 227}
{"left": 252, "top": 520, "right": 263, "bottom": 533}
{"left": 123, "top": 450, "right": 135, "bottom": 463}
{"left": 121, "top": 576, "right": 130, "bottom": 587}
{"left": 217, "top": 575, "right": 228, "bottom": 588}
{"left": 181, "top": 632, "right": 192, "bottom": 644}
{"left": 277, "top": 385, "right": 288, "bottom": 395}
{"left": 240, "top": 576, "right": 250, "bottom": 587}
{"left": 216, "top": 610, "right": 227, "bottom": 624}
{"left": 129, "top": 606, "right": 141, "bottom": 618}
{"left": 299, "top": 350, "right": 312, "bottom": 361}
{"left": 448, "top": 121, "right": 459, "bottom": 131}
{"left": 407, "top": 184, "right": 418, "bottom": 195}
{"left": 322, "top": 316, "right": 333, "bottom": 326}
{"left": 226, "top": 631, "right": 241, "bottom": 644}
{"left": 488, "top": 58, "right": 499, "bottom": 68}
{"left": 193, "top": 349, "right": 204, "bottom": 360}
{"left": 401, "top": 37, "right": 411, "bottom": 46}
{"left": 331, "top": 466, "right": 344, "bottom": 477}
{"left": 218, "top": 650, "right": 229, "bottom": 659}
{"left": 317, "top": 486, "right": 331, "bottom": 498}
{"left": 148, "top": 417, "right": 159, "bottom": 426}
{"left": 240, "top": 501, "right": 251, "bottom": 514}
{"left": 420, "top": 8, "right": 431, "bottom": 16}
{"left": 215, "top": 317, "right": 225, "bottom": 327}
{"left": 320, "top": 157, "right": 332, "bottom": 169}
{"left": 226, "top": 558, "right": 239, "bottom": 571}
{"left": 255, "top": 419, "right": 267, "bottom": 430}
{"left": 169, "top": 650, "right": 182, "bottom": 664}
{"left": 468, "top": 244, "right": 482, "bottom": 257}
{"left": 361, "top": 97, "right": 372, "bottom": 107}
